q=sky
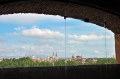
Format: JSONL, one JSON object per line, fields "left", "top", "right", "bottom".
{"left": 0, "top": 13, "right": 115, "bottom": 58}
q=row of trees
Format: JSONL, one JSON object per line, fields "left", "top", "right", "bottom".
{"left": 0, "top": 57, "right": 116, "bottom": 68}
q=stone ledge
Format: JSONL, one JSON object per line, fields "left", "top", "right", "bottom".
{"left": 0, "top": 64, "right": 120, "bottom": 79}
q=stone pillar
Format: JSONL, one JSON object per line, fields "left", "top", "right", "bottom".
{"left": 115, "top": 34, "right": 120, "bottom": 64}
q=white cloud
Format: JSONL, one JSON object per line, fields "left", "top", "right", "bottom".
{"left": 68, "top": 40, "right": 82, "bottom": 45}
{"left": 8, "top": 26, "right": 65, "bottom": 39}
{"left": 21, "top": 26, "right": 64, "bottom": 38}
{"left": 94, "top": 50, "right": 101, "bottom": 54}
{"left": 0, "top": 44, "right": 54, "bottom": 58}
{"left": 0, "top": 44, "right": 18, "bottom": 53}
{"left": 0, "top": 13, "right": 66, "bottom": 23}
{"left": 14, "top": 26, "right": 25, "bottom": 30}
{"left": 68, "top": 34, "right": 112, "bottom": 40}
{"left": 8, "top": 32, "right": 18, "bottom": 35}
{"left": 0, "top": 37, "right": 6, "bottom": 42}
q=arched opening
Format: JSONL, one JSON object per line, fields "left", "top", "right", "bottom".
{"left": 0, "top": 13, "right": 116, "bottom": 67}
{"left": 0, "top": 0, "right": 120, "bottom": 63}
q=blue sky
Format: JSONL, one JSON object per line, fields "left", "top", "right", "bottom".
{"left": 0, "top": 13, "right": 115, "bottom": 58}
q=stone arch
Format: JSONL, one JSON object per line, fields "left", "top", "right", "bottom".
{"left": 0, "top": 0, "right": 120, "bottom": 63}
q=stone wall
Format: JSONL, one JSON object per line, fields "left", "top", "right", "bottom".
{"left": 0, "top": 65, "right": 120, "bottom": 79}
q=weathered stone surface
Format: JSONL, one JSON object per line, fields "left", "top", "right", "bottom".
{"left": 115, "top": 34, "right": 120, "bottom": 63}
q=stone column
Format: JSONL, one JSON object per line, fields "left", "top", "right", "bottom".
{"left": 115, "top": 34, "right": 120, "bottom": 64}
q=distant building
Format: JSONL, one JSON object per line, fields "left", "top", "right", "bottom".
{"left": 30, "top": 56, "right": 41, "bottom": 61}
{"left": 72, "top": 54, "right": 85, "bottom": 63}
{"left": 71, "top": 54, "right": 97, "bottom": 64}
{"left": 48, "top": 52, "right": 58, "bottom": 62}
{"left": 30, "top": 52, "right": 59, "bottom": 62}
{"left": 85, "top": 58, "right": 97, "bottom": 63}
{"left": 112, "top": 55, "right": 115, "bottom": 58}
{"left": 0, "top": 58, "right": 3, "bottom": 62}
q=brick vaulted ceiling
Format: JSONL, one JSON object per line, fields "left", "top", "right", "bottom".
{"left": 0, "top": 0, "right": 120, "bottom": 34}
